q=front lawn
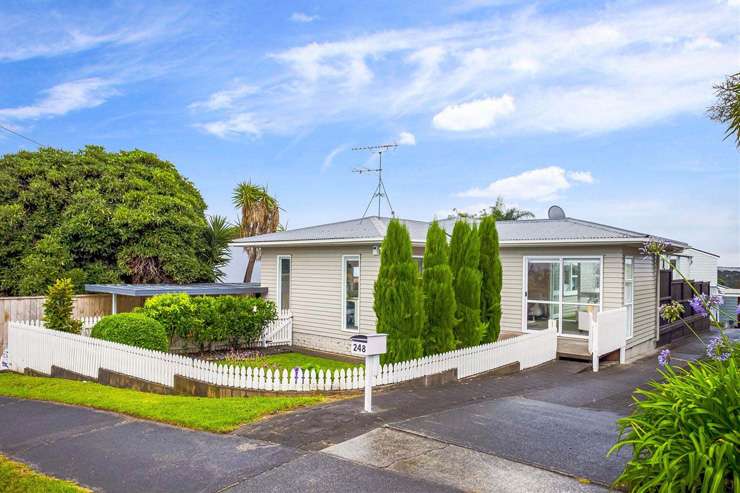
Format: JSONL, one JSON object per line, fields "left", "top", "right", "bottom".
{"left": 0, "top": 454, "right": 89, "bottom": 493}
{"left": 0, "top": 373, "right": 323, "bottom": 433}
{"left": 219, "top": 352, "right": 361, "bottom": 373}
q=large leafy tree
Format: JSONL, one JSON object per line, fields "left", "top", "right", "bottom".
{"left": 232, "top": 182, "right": 280, "bottom": 282}
{"left": 449, "top": 220, "right": 483, "bottom": 348}
{"left": 479, "top": 215, "right": 503, "bottom": 343}
{"left": 421, "top": 221, "right": 457, "bottom": 355}
{"left": 708, "top": 72, "right": 740, "bottom": 148}
{"left": 0, "top": 146, "right": 219, "bottom": 295}
{"left": 373, "top": 219, "right": 424, "bottom": 363}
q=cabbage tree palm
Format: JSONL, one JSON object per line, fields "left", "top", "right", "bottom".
{"left": 232, "top": 182, "right": 280, "bottom": 282}
{"left": 204, "top": 215, "right": 239, "bottom": 281}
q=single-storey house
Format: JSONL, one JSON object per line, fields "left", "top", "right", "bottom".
{"left": 232, "top": 209, "right": 695, "bottom": 362}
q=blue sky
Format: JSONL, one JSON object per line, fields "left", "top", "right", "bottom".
{"left": 1, "top": 0, "right": 738, "bottom": 264}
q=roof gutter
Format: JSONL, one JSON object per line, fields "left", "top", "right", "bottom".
{"left": 232, "top": 236, "right": 687, "bottom": 249}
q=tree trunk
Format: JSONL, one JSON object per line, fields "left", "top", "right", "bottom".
{"left": 243, "top": 247, "right": 257, "bottom": 283}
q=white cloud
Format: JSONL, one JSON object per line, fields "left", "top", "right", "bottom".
{"left": 567, "top": 170, "right": 594, "bottom": 184}
{"left": 290, "top": 12, "right": 319, "bottom": 23}
{"left": 458, "top": 166, "right": 594, "bottom": 201}
{"left": 432, "top": 95, "right": 515, "bottom": 131}
{"left": 0, "top": 78, "right": 117, "bottom": 120}
{"left": 321, "top": 144, "right": 347, "bottom": 172}
{"left": 195, "top": 113, "right": 261, "bottom": 138}
{"left": 398, "top": 131, "right": 416, "bottom": 145}
{"left": 189, "top": 83, "right": 257, "bottom": 111}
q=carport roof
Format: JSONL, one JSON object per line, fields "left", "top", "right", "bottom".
{"left": 84, "top": 283, "right": 267, "bottom": 297}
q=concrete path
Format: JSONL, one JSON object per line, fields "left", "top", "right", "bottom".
{"left": 0, "top": 396, "right": 454, "bottom": 493}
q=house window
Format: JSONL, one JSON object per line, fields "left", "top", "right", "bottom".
{"left": 342, "top": 255, "right": 360, "bottom": 331}
{"left": 524, "top": 257, "right": 601, "bottom": 337}
{"left": 624, "top": 256, "right": 634, "bottom": 338}
{"left": 413, "top": 255, "right": 423, "bottom": 273}
{"left": 277, "top": 256, "right": 291, "bottom": 311}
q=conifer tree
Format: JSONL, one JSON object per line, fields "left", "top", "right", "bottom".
{"left": 421, "top": 221, "right": 457, "bottom": 355}
{"left": 479, "top": 215, "right": 503, "bottom": 342}
{"left": 373, "top": 219, "right": 424, "bottom": 363}
{"left": 449, "top": 220, "right": 483, "bottom": 347}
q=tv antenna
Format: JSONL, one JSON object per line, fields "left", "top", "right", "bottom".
{"left": 352, "top": 143, "right": 398, "bottom": 218}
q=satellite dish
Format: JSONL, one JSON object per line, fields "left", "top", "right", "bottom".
{"left": 548, "top": 205, "right": 566, "bottom": 220}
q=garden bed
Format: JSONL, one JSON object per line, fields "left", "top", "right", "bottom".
{"left": 208, "top": 350, "right": 361, "bottom": 373}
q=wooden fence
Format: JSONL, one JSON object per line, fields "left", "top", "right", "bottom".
{"left": 6, "top": 320, "right": 557, "bottom": 392}
{"left": 0, "top": 294, "right": 143, "bottom": 352}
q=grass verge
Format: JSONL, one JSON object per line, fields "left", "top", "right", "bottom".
{"left": 0, "top": 373, "right": 323, "bottom": 433}
{"left": 0, "top": 454, "right": 89, "bottom": 493}
{"left": 220, "top": 352, "right": 361, "bottom": 373}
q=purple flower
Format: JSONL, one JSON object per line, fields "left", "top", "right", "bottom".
{"left": 736, "top": 304, "right": 740, "bottom": 315}
{"left": 658, "top": 349, "right": 671, "bottom": 367}
{"left": 640, "top": 238, "right": 668, "bottom": 258}
{"left": 689, "top": 295, "right": 708, "bottom": 317}
{"left": 706, "top": 336, "right": 732, "bottom": 362}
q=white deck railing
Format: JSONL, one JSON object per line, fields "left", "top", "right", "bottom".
{"left": 588, "top": 307, "right": 627, "bottom": 372}
{"left": 7, "top": 321, "right": 557, "bottom": 392}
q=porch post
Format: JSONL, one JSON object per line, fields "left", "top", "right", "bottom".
{"left": 112, "top": 293, "right": 118, "bottom": 314}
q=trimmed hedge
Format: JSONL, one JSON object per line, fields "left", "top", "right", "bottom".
{"left": 91, "top": 313, "right": 169, "bottom": 352}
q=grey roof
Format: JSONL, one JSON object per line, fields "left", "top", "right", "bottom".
{"left": 232, "top": 215, "right": 687, "bottom": 247}
{"left": 84, "top": 283, "right": 267, "bottom": 297}
{"left": 233, "top": 217, "right": 431, "bottom": 245}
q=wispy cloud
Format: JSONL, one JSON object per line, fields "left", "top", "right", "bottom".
{"left": 457, "top": 166, "right": 594, "bottom": 201}
{"left": 194, "top": 113, "right": 262, "bottom": 138}
{"left": 189, "top": 82, "right": 258, "bottom": 111}
{"left": 321, "top": 144, "right": 348, "bottom": 172}
{"left": 193, "top": 1, "right": 736, "bottom": 139}
{"left": 0, "top": 78, "right": 117, "bottom": 121}
{"left": 290, "top": 12, "right": 319, "bottom": 23}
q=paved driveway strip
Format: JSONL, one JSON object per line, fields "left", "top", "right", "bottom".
{"left": 391, "top": 396, "right": 629, "bottom": 486}
{"left": 0, "top": 397, "right": 304, "bottom": 493}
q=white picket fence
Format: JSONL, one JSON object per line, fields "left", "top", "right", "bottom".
{"left": 7, "top": 321, "right": 556, "bottom": 392}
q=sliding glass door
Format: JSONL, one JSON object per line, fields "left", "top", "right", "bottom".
{"left": 524, "top": 257, "right": 601, "bottom": 337}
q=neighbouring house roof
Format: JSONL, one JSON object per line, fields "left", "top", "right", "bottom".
{"left": 84, "top": 283, "right": 267, "bottom": 297}
{"left": 232, "top": 215, "right": 689, "bottom": 249}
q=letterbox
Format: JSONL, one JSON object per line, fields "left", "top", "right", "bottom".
{"left": 350, "top": 333, "right": 387, "bottom": 356}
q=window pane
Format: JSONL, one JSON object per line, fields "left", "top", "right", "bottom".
{"left": 624, "top": 281, "right": 633, "bottom": 304}
{"left": 279, "top": 258, "right": 290, "bottom": 310}
{"left": 563, "top": 260, "right": 600, "bottom": 304}
{"left": 346, "top": 300, "right": 357, "bottom": 329}
{"left": 345, "top": 259, "right": 359, "bottom": 299}
{"left": 414, "top": 257, "right": 423, "bottom": 273}
{"left": 624, "top": 257, "right": 633, "bottom": 280}
{"left": 561, "top": 304, "right": 597, "bottom": 336}
{"left": 527, "top": 302, "right": 559, "bottom": 331}
{"left": 527, "top": 261, "right": 560, "bottom": 302}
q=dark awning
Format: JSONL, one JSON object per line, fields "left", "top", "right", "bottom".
{"left": 84, "top": 283, "right": 267, "bottom": 297}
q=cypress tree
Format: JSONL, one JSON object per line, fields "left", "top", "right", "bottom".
{"left": 449, "top": 220, "right": 484, "bottom": 348}
{"left": 479, "top": 215, "right": 503, "bottom": 342}
{"left": 421, "top": 221, "right": 457, "bottom": 355}
{"left": 373, "top": 219, "right": 424, "bottom": 364}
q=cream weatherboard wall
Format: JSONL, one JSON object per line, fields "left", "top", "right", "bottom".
{"left": 261, "top": 243, "right": 657, "bottom": 360}
{"left": 260, "top": 245, "right": 380, "bottom": 355}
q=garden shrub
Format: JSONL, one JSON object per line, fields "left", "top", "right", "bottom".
{"left": 421, "top": 220, "right": 456, "bottom": 356}
{"left": 215, "top": 296, "right": 277, "bottom": 349}
{"left": 42, "top": 278, "right": 82, "bottom": 334}
{"left": 190, "top": 296, "right": 223, "bottom": 352}
{"left": 91, "top": 313, "right": 169, "bottom": 352}
{"left": 609, "top": 351, "right": 739, "bottom": 492}
{"left": 138, "top": 293, "right": 202, "bottom": 345}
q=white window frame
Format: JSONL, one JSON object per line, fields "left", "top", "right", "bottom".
{"left": 276, "top": 255, "right": 292, "bottom": 311}
{"left": 522, "top": 255, "right": 603, "bottom": 338}
{"left": 412, "top": 255, "right": 424, "bottom": 273}
{"left": 341, "top": 254, "right": 361, "bottom": 332}
{"left": 624, "top": 256, "right": 634, "bottom": 339}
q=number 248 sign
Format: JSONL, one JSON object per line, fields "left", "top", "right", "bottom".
{"left": 351, "top": 342, "right": 367, "bottom": 355}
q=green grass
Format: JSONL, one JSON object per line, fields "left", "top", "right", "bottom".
{"left": 0, "top": 454, "right": 89, "bottom": 493}
{"left": 220, "top": 352, "right": 361, "bottom": 373}
{"left": 0, "top": 373, "right": 323, "bottom": 433}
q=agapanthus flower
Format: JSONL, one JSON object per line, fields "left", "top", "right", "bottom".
{"left": 706, "top": 336, "right": 732, "bottom": 362}
{"left": 658, "top": 348, "right": 671, "bottom": 367}
{"left": 689, "top": 295, "right": 708, "bottom": 317}
{"left": 640, "top": 238, "right": 668, "bottom": 258}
